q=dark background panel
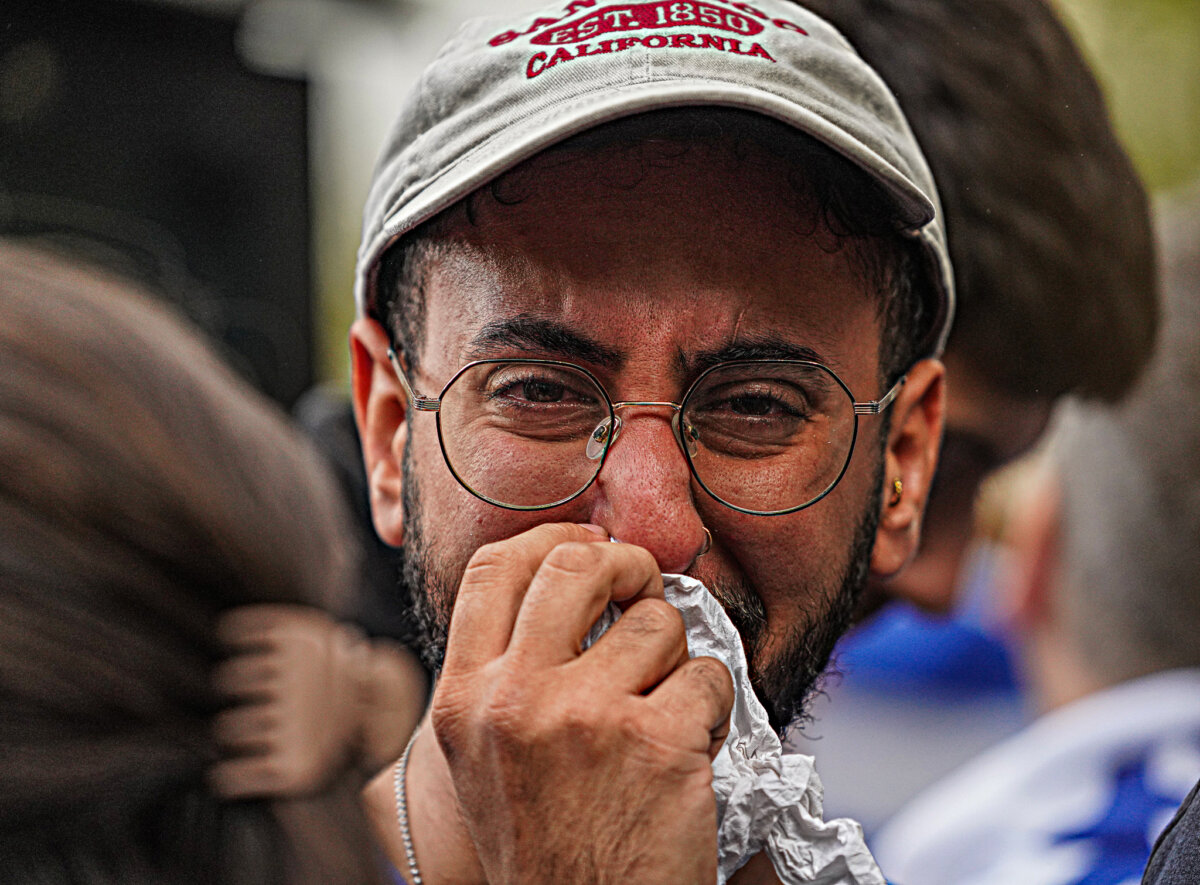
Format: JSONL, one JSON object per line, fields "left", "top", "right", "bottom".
{"left": 0, "top": 0, "right": 311, "bottom": 406}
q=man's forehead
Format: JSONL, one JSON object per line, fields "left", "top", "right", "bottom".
{"left": 416, "top": 227, "right": 881, "bottom": 393}
{"left": 422, "top": 134, "right": 885, "bottom": 286}
{"left": 448, "top": 130, "right": 828, "bottom": 228}
{"left": 421, "top": 137, "right": 877, "bottom": 323}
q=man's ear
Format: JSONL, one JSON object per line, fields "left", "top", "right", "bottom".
{"left": 350, "top": 316, "right": 409, "bottom": 548}
{"left": 870, "top": 358, "right": 945, "bottom": 578}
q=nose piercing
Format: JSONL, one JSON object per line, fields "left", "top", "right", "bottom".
{"left": 698, "top": 526, "right": 713, "bottom": 557}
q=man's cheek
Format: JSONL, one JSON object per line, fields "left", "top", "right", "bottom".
{"left": 424, "top": 488, "right": 566, "bottom": 576}
{"left": 723, "top": 511, "right": 850, "bottom": 595}
{"left": 713, "top": 504, "right": 837, "bottom": 568}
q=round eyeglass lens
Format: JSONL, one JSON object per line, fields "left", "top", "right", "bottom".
{"left": 680, "top": 361, "right": 857, "bottom": 514}
{"left": 436, "top": 360, "right": 613, "bottom": 509}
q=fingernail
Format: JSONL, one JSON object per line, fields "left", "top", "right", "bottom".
{"left": 579, "top": 523, "right": 609, "bottom": 537}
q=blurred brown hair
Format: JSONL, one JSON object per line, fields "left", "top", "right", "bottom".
{"left": 0, "top": 242, "right": 381, "bottom": 883}
{"left": 799, "top": 0, "right": 1158, "bottom": 402}
{"left": 1055, "top": 188, "right": 1200, "bottom": 684}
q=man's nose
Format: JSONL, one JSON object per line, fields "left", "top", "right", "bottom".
{"left": 588, "top": 409, "right": 708, "bottom": 573}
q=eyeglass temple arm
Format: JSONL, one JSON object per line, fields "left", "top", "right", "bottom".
{"left": 852, "top": 375, "right": 906, "bottom": 416}
{"left": 387, "top": 348, "right": 441, "bottom": 412}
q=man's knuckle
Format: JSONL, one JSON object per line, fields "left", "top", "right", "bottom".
{"left": 555, "top": 691, "right": 602, "bottom": 732}
{"left": 624, "top": 597, "right": 684, "bottom": 638}
{"left": 431, "top": 679, "right": 476, "bottom": 729}
{"left": 463, "top": 541, "right": 516, "bottom": 575}
{"left": 614, "top": 704, "right": 652, "bottom": 743}
{"left": 690, "top": 657, "right": 734, "bottom": 697}
{"left": 459, "top": 542, "right": 527, "bottom": 595}
{"left": 436, "top": 666, "right": 534, "bottom": 738}
{"left": 478, "top": 678, "right": 528, "bottom": 727}
{"left": 542, "top": 541, "right": 604, "bottom": 576}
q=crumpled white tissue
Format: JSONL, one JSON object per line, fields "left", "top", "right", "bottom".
{"left": 585, "top": 573, "right": 885, "bottom": 885}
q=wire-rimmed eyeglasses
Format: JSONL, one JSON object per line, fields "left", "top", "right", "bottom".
{"left": 388, "top": 351, "right": 904, "bottom": 516}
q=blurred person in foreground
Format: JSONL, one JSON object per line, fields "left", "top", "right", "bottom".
{"left": 293, "top": 386, "right": 432, "bottom": 661}
{"left": 798, "top": 0, "right": 1158, "bottom": 616}
{"left": 0, "top": 241, "right": 392, "bottom": 883}
{"left": 289, "top": 386, "right": 431, "bottom": 754}
{"left": 342, "top": 0, "right": 962, "bottom": 881}
{"left": 871, "top": 189, "right": 1200, "bottom": 885}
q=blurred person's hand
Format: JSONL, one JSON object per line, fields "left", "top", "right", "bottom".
{"left": 210, "top": 605, "right": 426, "bottom": 798}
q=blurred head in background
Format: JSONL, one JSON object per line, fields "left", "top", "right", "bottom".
{"left": 799, "top": 0, "right": 1159, "bottom": 613}
{"left": 1011, "top": 187, "right": 1200, "bottom": 709}
{"left": 0, "top": 242, "right": 381, "bottom": 884}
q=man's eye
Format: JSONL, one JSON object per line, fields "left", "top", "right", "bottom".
{"left": 698, "top": 384, "right": 809, "bottom": 420}
{"left": 487, "top": 372, "right": 596, "bottom": 406}
{"left": 726, "top": 393, "right": 791, "bottom": 417}
{"left": 520, "top": 379, "right": 567, "bottom": 402}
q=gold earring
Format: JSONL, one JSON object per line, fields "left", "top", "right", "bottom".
{"left": 889, "top": 477, "right": 903, "bottom": 507}
{"left": 698, "top": 527, "right": 713, "bottom": 557}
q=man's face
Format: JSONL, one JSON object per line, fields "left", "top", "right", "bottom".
{"left": 358, "top": 138, "right": 940, "bottom": 731}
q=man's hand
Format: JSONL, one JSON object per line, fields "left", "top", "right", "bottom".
{"left": 430, "top": 523, "right": 735, "bottom": 885}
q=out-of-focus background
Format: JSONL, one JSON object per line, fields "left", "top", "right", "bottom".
{"left": 2, "top": 0, "right": 1197, "bottom": 834}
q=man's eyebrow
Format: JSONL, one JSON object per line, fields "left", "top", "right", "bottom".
{"left": 467, "top": 315, "right": 625, "bottom": 370}
{"left": 688, "top": 336, "right": 826, "bottom": 374}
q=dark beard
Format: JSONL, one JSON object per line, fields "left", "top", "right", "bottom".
{"left": 705, "top": 499, "right": 878, "bottom": 738}
{"left": 400, "top": 443, "right": 879, "bottom": 736}
{"left": 398, "top": 444, "right": 455, "bottom": 675}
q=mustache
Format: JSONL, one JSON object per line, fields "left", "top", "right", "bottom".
{"left": 705, "top": 576, "right": 769, "bottom": 654}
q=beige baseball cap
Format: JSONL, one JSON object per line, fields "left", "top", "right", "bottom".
{"left": 356, "top": 0, "right": 954, "bottom": 357}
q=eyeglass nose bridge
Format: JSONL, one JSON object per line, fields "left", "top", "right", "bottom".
{"left": 585, "top": 401, "right": 699, "bottom": 462}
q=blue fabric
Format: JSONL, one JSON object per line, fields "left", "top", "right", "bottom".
{"left": 1053, "top": 747, "right": 1199, "bottom": 885}
{"left": 833, "top": 544, "right": 1022, "bottom": 699}
{"left": 835, "top": 601, "right": 1019, "bottom": 697}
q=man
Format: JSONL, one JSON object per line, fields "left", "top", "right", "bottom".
{"left": 871, "top": 189, "right": 1200, "bottom": 885}
{"left": 346, "top": 0, "right": 952, "bottom": 880}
